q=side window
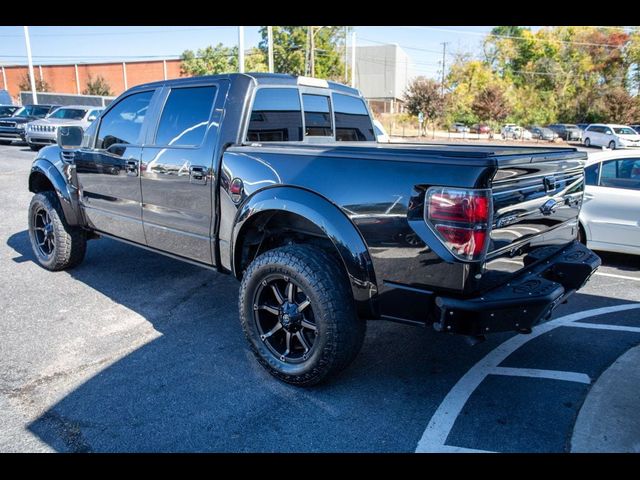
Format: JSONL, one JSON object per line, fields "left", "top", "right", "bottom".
{"left": 604, "top": 127, "right": 613, "bottom": 135}
{"left": 247, "top": 88, "right": 303, "bottom": 142}
{"left": 302, "top": 94, "right": 332, "bottom": 136}
{"left": 155, "top": 86, "right": 217, "bottom": 147}
{"left": 333, "top": 93, "right": 375, "bottom": 141}
{"left": 96, "top": 90, "right": 154, "bottom": 152}
{"left": 600, "top": 159, "right": 640, "bottom": 190}
{"left": 584, "top": 163, "right": 599, "bottom": 186}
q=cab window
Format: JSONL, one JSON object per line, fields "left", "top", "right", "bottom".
{"left": 96, "top": 90, "right": 154, "bottom": 152}
{"left": 247, "top": 88, "right": 303, "bottom": 142}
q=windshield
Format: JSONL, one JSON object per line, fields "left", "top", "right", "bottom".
{"left": 48, "top": 108, "right": 87, "bottom": 120}
{"left": 613, "top": 127, "right": 637, "bottom": 135}
{"left": 0, "top": 106, "right": 18, "bottom": 116}
{"left": 15, "top": 105, "right": 51, "bottom": 118}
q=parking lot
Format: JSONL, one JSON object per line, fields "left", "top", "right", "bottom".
{"left": 1, "top": 143, "right": 639, "bottom": 453}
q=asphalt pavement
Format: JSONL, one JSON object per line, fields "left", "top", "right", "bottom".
{"left": 0, "top": 142, "right": 638, "bottom": 452}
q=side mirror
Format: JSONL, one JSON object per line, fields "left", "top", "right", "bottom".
{"left": 57, "top": 126, "right": 84, "bottom": 150}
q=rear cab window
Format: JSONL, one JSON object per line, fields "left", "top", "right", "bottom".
{"left": 247, "top": 88, "right": 303, "bottom": 142}
{"left": 332, "top": 93, "right": 375, "bottom": 141}
{"left": 245, "top": 86, "right": 374, "bottom": 143}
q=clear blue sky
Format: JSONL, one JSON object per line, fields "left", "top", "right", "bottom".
{"left": 0, "top": 26, "right": 504, "bottom": 79}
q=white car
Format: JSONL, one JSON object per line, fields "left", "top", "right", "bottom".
{"left": 582, "top": 123, "right": 640, "bottom": 150}
{"left": 373, "top": 119, "right": 390, "bottom": 143}
{"left": 501, "top": 125, "right": 532, "bottom": 140}
{"left": 579, "top": 150, "right": 640, "bottom": 255}
{"left": 26, "top": 105, "right": 102, "bottom": 151}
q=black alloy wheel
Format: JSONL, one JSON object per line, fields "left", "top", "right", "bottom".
{"left": 253, "top": 274, "right": 318, "bottom": 363}
{"left": 239, "top": 245, "right": 365, "bottom": 386}
{"left": 32, "top": 205, "right": 56, "bottom": 259}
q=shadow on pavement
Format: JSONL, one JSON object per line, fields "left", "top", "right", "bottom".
{"left": 7, "top": 229, "right": 506, "bottom": 452}
{"left": 5, "top": 230, "right": 639, "bottom": 452}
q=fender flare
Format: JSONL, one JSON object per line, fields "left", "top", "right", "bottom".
{"left": 231, "top": 186, "right": 378, "bottom": 317}
{"left": 29, "top": 158, "right": 83, "bottom": 226}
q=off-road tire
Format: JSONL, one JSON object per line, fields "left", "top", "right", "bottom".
{"left": 28, "top": 191, "right": 87, "bottom": 271}
{"left": 239, "top": 244, "right": 365, "bottom": 386}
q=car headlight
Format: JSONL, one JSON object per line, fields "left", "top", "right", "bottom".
{"left": 17, "top": 123, "right": 25, "bottom": 130}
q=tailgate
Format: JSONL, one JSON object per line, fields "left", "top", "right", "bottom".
{"left": 481, "top": 152, "right": 586, "bottom": 290}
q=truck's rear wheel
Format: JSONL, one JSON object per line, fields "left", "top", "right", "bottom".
{"left": 28, "top": 191, "right": 87, "bottom": 271}
{"left": 239, "top": 245, "right": 365, "bottom": 386}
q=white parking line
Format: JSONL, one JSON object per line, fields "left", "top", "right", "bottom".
{"left": 491, "top": 367, "right": 591, "bottom": 384}
{"left": 415, "top": 303, "right": 640, "bottom": 453}
{"left": 568, "top": 322, "right": 640, "bottom": 334}
{"left": 594, "top": 272, "right": 640, "bottom": 282}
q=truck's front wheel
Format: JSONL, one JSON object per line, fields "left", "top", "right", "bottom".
{"left": 239, "top": 245, "right": 365, "bottom": 386}
{"left": 28, "top": 191, "right": 87, "bottom": 271}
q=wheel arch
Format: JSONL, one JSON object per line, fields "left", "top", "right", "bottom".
{"left": 29, "top": 158, "right": 83, "bottom": 226}
{"left": 231, "top": 186, "right": 378, "bottom": 318}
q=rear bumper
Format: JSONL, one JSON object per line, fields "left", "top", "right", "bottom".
{"left": 433, "top": 241, "right": 600, "bottom": 336}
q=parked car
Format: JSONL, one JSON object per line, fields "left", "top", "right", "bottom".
{"left": 470, "top": 123, "right": 491, "bottom": 134}
{"left": 449, "top": 122, "right": 470, "bottom": 133}
{"left": 548, "top": 123, "right": 582, "bottom": 141}
{"left": 501, "top": 125, "right": 533, "bottom": 140}
{"left": 0, "top": 89, "right": 13, "bottom": 105}
{"left": 500, "top": 123, "right": 517, "bottom": 136}
{"left": 576, "top": 123, "right": 590, "bottom": 132}
{"left": 582, "top": 124, "right": 640, "bottom": 150}
{"left": 528, "top": 126, "right": 558, "bottom": 142}
{"left": 372, "top": 119, "right": 390, "bottom": 143}
{"left": 26, "top": 105, "right": 103, "bottom": 151}
{"left": 0, "top": 104, "right": 60, "bottom": 145}
{"left": 0, "top": 105, "right": 20, "bottom": 118}
{"left": 579, "top": 149, "right": 640, "bottom": 255}
{"left": 26, "top": 73, "right": 599, "bottom": 386}
{"left": 629, "top": 124, "right": 640, "bottom": 133}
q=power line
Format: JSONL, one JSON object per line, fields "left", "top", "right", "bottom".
{"left": 399, "top": 26, "right": 631, "bottom": 48}
{"left": 0, "top": 26, "right": 235, "bottom": 38}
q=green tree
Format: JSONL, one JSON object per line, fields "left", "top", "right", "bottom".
{"left": 471, "top": 84, "right": 511, "bottom": 125}
{"left": 83, "top": 75, "right": 112, "bottom": 96}
{"left": 18, "top": 74, "right": 50, "bottom": 92}
{"left": 180, "top": 43, "right": 267, "bottom": 76}
{"left": 258, "top": 26, "right": 347, "bottom": 79}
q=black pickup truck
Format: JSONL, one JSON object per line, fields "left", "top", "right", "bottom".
{"left": 26, "top": 73, "right": 600, "bottom": 385}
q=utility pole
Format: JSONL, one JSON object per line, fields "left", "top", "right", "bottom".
{"left": 23, "top": 26, "right": 38, "bottom": 104}
{"left": 310, "top": 27, "right": 316, "bottom": 77}
{"left": 344, "top": 26, "right": 349, "bottom": 84}
{"left": 305, "top": 26, "right": 312, "bottom": 76}
{"left": 440, "top": 42, "right": 449, "bottom": 98}
{"left": 351, "top": 31, "right": 356, "bottom": 88}
{"left": 238, "top": 26, "right": 245, "bottom": 73}
{"left": 267, "top": 26, "right": 274, "bottom": 73}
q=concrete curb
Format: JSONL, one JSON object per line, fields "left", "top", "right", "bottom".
{"left": 571, "top": 344, "right": 640, "bottom": 452}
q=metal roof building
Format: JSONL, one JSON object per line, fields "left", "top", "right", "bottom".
{"left": 349, "top": 44, "right": 414, "bottom": 114}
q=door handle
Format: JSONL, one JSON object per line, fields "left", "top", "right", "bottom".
{"left": 125, "top": 159, "right": 138, "bottom": 176}
{"left": 189, "top": 165, "right": 208, "bottom": 185}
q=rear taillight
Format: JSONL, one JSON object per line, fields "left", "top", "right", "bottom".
{"left": 426, "top": 187, "right": 492, "bottom": 261}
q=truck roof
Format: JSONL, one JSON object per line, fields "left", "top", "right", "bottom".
{"left": 126, "top": 72, "right": 360, "bottom": 96}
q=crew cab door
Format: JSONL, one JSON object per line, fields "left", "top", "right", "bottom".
{"left": 140, "top": 81, "right": 226, "bottom": 265}
{"left": 74, "top": 89, "right": 158, "bottom": 244}
{"left": 582, "top": 157, "right": 640, "bottom": 250}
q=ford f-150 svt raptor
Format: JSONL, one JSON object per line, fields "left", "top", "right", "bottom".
{"left": 26, "top": 73, "right": 600, "bottom": 385}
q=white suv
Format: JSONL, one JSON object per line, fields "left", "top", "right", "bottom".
{"left": 582, "top": 123, "right": 640, "bottom": 149}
